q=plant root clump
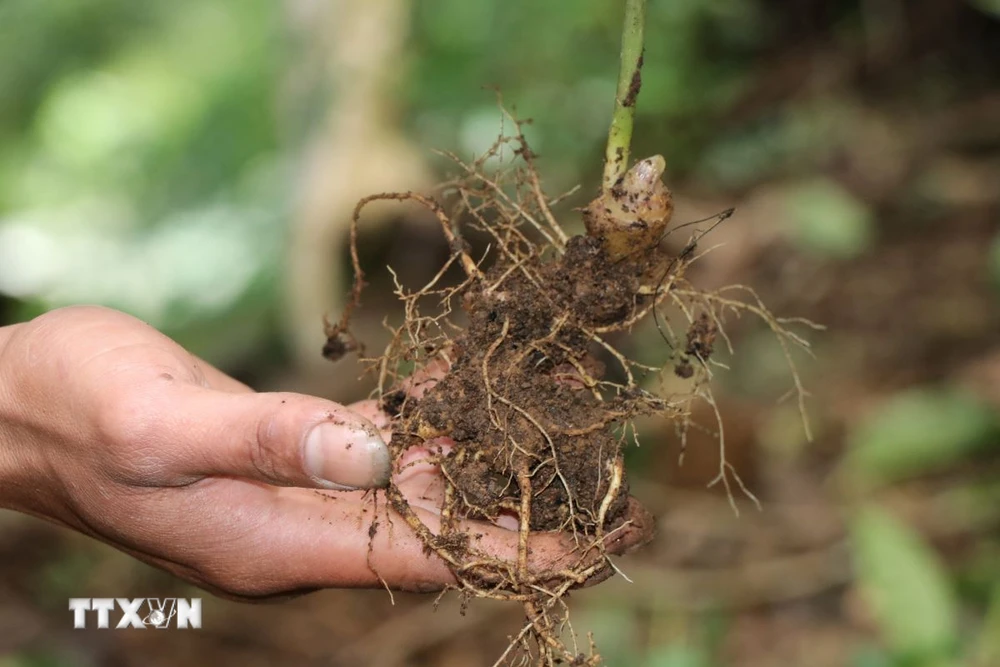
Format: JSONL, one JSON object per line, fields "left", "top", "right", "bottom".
{"left": 324, "top": 115, "right": 818, "bottom": 665}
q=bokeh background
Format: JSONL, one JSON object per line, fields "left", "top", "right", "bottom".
{"left": 1, "top": 0, "right": 999, "bottom": 665}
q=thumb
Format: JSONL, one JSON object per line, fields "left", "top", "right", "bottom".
{"left": 159, "top": 385, "right": 391, "bottom": 490}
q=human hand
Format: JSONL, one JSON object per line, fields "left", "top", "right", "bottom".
{"left": 0, "top": 306, "right": 651, "bottom": 599}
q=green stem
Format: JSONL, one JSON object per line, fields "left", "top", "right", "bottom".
{"left": 602, "top": 0, "right": 647, "bottom": 192}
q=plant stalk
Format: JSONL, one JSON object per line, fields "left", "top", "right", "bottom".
{"left": 602, "top": 0, "right": 647, "bottom": 192}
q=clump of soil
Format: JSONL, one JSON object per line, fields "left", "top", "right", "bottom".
{"left": 413, "top": 233, "right": 644, "bottom": 534}
{"left": 324, "top": 117, "right": 812, "bottom": 664}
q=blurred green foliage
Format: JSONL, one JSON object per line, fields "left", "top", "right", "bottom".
{"left": 852, "top": 507, "right": 960, "bottom": 666}
{"left": 845, "top": 389, "right": 998, "bottom": 487}
{"left": 0, "top": 0, "right": 891, "bottom": 358}
{"left": 786, "top": 178, "right": 875, "bottom": 259}
{"left": 968, "top": 0, "right": 1000, "bottom": 19}
{"left": 975, "top": 584, "right": 1000, "bottom": 665}
{"left": 0, "top": 0, "right": 286, "bottom": 364}
{"left": 408, "top": 0, "right": 770, "bottom": 184}
{"left": 989, "top": 231, "right": 1000, "bottom": 289}
{"left": 579, "top": 604, "right": 722, "bottom": 666}
{"left": 0, "top": 654, "right": 62, "bottom": 667}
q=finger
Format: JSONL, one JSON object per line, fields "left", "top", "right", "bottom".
{"left": 309, "top": 483, "right": 651, "bottom": 588}
{"left": 344, "top": 401, "right": 452, "bottom": 514}
{"left": 154, "top": 385, "right": 391, "bottom": 490}
{"left": 346, "top": 399, "right": 389, "bottom": 435}
{"left": 150, "top": 483, "right": 608, "bottom": 597}
{"left": 396, "top": 356, "right": 449, "bottom": 398}
{"left": 393, "top": 439, "right": 454, "bottom": 514}
{"left": 607, "top": 496, "right": 656, "bottom": 556}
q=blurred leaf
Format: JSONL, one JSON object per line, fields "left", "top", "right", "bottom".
{"left": 0, "top": 655, "right": 61, "bottom": 667}
{"left": 645, "top": 645, "right": 709, "bottom": 667}
{"left": 989, "top": 232, "right": 1000, "bottom": 290}
{"left": 974, "top": 583, "right": 1000, "bottom": 666}
{"left": 37, "top": 549, "right": 100, "bottom": 601}
{"left": 571, "top": 606, "right": 639, "bottom": 664}
{"left": 958, "top": 538, "right": 1000, "bottom": 606}
{"left": 417, "top": 0, "right": 495, "bottom": 50}
{"left": 967, "top": 0, "right": 1000, "bottom": 18}
{"left": 697, "top": 101, "right": 847, "bottom": 188}
{"left": 785, "top": 178, "right": 874, "bottom": 259}
{"left": 851, "top": 506, "right": 959, "bottom": 662}
{"left": 852, "top": 645, "right": 893, "bottom": 667}
{"left": 846, "top": 388, "right": 998, "bottom": 485}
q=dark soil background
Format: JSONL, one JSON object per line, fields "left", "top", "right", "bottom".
{"left": 1, "top": 1, "right": 998, "bottom": 665}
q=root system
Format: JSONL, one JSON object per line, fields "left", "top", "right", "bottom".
{"left": 323, "top": 113, "right": 817, "bottom": 665}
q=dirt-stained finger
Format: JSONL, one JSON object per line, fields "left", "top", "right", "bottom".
{"left": 394, "top": 356, "right": 450, "bottom": 399}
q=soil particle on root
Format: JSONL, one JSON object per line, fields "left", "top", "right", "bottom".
{"left": 685, "top": 312, "right": 718, "bottom": 360}
{"left": 404, "top": 264, "right": 634, "bottom": 530}
{"left": 675, "top": 312, "right": 719, "bottom": 378}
